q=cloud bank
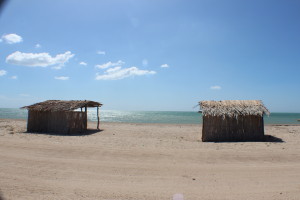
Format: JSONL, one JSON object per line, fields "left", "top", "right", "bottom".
{"left": 6, "top": 51, "right": 74, "bottom": 68}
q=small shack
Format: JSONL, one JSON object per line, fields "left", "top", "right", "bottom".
{"left": 22, "top": 100, "right": 102, "bottom": 134}
{"left": 199, "top": 100, "right": 269, "bottom": 142}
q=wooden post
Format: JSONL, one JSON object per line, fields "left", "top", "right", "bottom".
{"left": 84, "top": 106, "right": 87, "bottom": 130}
{"left": 97, "top": 106, "right": 100, "bottom": 130}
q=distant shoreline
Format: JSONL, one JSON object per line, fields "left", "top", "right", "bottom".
{"left": 1, "top": 108, "right": 300, "bottom": 124}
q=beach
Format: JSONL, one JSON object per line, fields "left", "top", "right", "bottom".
{"left": 0, "top": 119, "right": 300, "bottom": 200}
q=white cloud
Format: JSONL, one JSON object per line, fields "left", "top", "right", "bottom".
{"left": 210, "top": 85, "right": 221, "bottom": 90}
{"left": 95, "top": 66, "right": 156, "bottom": 80}
{"left": 11, "top": 75, "right": 18, "bottom": 79}
{"left": 52, "top": 66, "right": 63, "bottom": 70}
{"left": 79, "top": 61, "right": 87, "bottom": 66}
{"left": 6, "top": 51, "right": 74, "bottom": 69}
{"left": 161, "top": 64, "right": 169, "bottom": 68}
{"left": 142, "top": 59, "right": 148, "bottom": 67}
{"left": 35, "top": 43, "right": 41, "bottom": 48}
{"left": 95, "top": 60, "right": 125, "bottom": 69}
{"left": 0, "top": 70, "right": 7, "bottom": 76}
{"left": 106, "top": 66, "right": 122, "bottom": 73}
{"left": 54, "top": 76, "right": 69, "bottom": 80}
{"left": 1, "top": 33, "right": 23, "bottom": 44}
{"left": 97, "top": 51, "right": 106, "bottom": 55}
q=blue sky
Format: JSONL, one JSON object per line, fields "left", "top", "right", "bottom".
{"left": 0, "top": 0, "right": 300, "bottom": 112}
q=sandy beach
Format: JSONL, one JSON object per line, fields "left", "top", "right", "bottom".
{"left": 0, "top": 119, "right": 300, "bottom": 200}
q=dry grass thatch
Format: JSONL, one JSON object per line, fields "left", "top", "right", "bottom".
{"left": 21, "top": 100, "right": 102, "bottom": 112}
{"left": 199, "top": 100, "right": 270, "bottom": 118}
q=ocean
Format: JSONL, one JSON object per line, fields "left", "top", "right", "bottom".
{"left": 0, "top": 108, "right": 300, "bottom": 124}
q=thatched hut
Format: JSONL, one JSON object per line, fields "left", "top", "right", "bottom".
{"left": 22, "top": 100, "right": 102, "bottom": 134}
{"left": 199, "top": 100, "right": 269, "bottom": 142}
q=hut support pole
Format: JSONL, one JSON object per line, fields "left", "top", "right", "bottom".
{"left": 85, "top": 106, "right": 87, "bottom": 130}
{"left": 97, "top": 106, "right": 100, "bottom": 130}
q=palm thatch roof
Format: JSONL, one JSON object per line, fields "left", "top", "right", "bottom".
{"left": 199, "top": 100, "right": 270, "bottom": 117}
{"left": 21, "top": 100, "right": 102, "bottom": 112}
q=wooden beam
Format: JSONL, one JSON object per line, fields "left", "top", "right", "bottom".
{"left": 97, "top": 106, "right": 100, "bottom": 130}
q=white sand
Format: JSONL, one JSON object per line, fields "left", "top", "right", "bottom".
{"left": 0, "top": 119, "right": 300, "bottom": 200}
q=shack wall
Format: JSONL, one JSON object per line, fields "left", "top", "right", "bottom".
{"left": 27, "top": 111, "right": 87, "bottom": 134}
{"left": 202, "top": 115, "right": 264, "bottom": 142}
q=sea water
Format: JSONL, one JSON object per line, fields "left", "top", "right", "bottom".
{"left": 0, "top": 108, "right": 300, "bottom": 124}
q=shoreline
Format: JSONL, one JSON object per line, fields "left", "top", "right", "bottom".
{"left": 1, "top": 109, "right": 300, "bottom": 125}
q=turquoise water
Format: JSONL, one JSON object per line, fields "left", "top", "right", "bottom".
{"left": 0, "top": 108, "right": 300, "bottom": 124}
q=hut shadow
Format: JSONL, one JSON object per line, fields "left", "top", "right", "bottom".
{"left": 23, "top": 129, "right": 103, "bottom": 136}
{"left": 0, "top": 190, "right": 5, "bottom": 200}
{"left": 210, "top": 135, "right": 284, "bottom": 143}
{"left": 264, "top": 135, "right": 284, "bottom": 143}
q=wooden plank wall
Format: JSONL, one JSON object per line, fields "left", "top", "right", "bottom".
{"left": 202, "top": 115, "right": 264, "bottom": 142}
{"left": 27, "top": 111, "right": 87, "bottom": 134}
{"left": 67, "top": 111, "right": 87, "bottom": 133}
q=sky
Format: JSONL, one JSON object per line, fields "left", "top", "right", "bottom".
{"left": 0, "top": 0, "right": 300, "bottom": 112}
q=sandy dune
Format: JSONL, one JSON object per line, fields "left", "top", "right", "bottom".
{"left": 0, "top": 119, "right": 300, "bottom": 200}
